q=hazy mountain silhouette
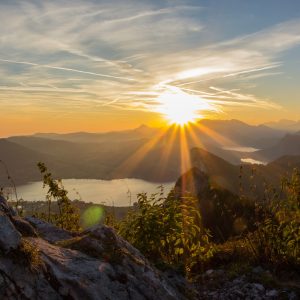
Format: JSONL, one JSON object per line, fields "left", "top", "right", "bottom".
{"left": 250, "top": 132, "right": 300, "bottom": 162}
{"left": 33, "top": 119, "right": 285, "bottom": 150}
{"left": 264, "top": 119, "right": 300, "bottom": 132}
{"left": 0, "top": 139, "right": 75, "bottom": 185}
{"left": 33, "top": 124, "right": 159, "bottom": 144}
{"left": 191, "top": 147, "right": 300, "bottom": 196}
{"left": 197, "top": 119, "right": 284, "bottom": 149}
{"left": 1, "top": 120, "right": 298, "bottom": 187}
{"left": 4, "top": 136, "right": 147, "bottom": 185}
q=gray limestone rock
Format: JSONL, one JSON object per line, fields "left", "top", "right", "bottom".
{"left": 26, "top": 216, "right": 76, "bottom": 243}
{"left": 0, "top": 197, "right": 195, "bottom": 300}
{"left": 0, "top": 212, "right": 21, "bottom": 252}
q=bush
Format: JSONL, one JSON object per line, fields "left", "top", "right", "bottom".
{"left": 210, "top": 168, "right": 300, "bottom": 272}
{"left": 37, "top": 162, "right": 80, "bottom": 232}
{"left": 118, "top": 189, "right": 214, "bottom": 276}
{"left": 245, "top": 168, "right": 300, "bottom": 268}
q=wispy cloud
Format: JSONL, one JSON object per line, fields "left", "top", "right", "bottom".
{"left": 0, "top": 0, "right": 299, "bottom": 123}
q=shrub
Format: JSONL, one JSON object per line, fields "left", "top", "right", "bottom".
{"left": 211, "top": 169, "right": 300, "bottom": 271}
{"left": 245, "top": 168, "right": 300, "bottom": 268}
{"left": 118, "top": 189, "right": 214, "bottom": 276}
{"left": 37, "top": 162, "right": 80, "bottom": 232}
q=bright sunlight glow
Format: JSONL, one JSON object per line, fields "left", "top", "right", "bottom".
{"left": 156, "top": 86, "right": 212, "bottom": 125}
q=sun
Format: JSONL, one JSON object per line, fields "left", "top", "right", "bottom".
{"left": 165, "top": 106, "right": 197, "bottom": 125}
{"left": 156, "top": 86, "right": 206, "bottom": 125}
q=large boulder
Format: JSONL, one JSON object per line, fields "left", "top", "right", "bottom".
{"left": 0, "top": 198, "right": 196, "bottom": 299}
{"left": 11, "top": 216, "right": 38, "bottom": 237}
{"left": 0, "top": 212, "right": 21, "bottom": 252}
{"left": 26, "top": 216, "right": 76, "bottom": 243}
{"left": 0, "top": 195, "right": 16, "bottom": 216}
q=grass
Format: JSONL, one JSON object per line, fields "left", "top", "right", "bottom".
{"left": 11, "top": 238, "right": 42, "bottom": 272}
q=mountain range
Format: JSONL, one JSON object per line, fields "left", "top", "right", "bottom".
{"left": 0, "top": 120, "right": 299, "bottom": 192}
{"left": 264, "top": 119, "right": 300, "bottom": 132}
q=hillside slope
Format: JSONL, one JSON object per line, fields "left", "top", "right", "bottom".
{"left": 0, "top": 139, "right": 75, "bottom": 185}
{"left": 251, "top": 133, "right": 300, "bottom": 162}
{"left": 190, "top": 148, "right": 300, "bottom": 196}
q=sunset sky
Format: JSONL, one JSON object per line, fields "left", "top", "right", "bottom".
{"left": 1, "top": 0, "right": 300, "bottom": 136}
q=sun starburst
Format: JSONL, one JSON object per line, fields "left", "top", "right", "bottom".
{"left": 156, "top": 86, "right": 212, "bottom": 125}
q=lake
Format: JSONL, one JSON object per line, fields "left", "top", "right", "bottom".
{"left": 222, "top": 146, "right": 267, "bottom": 165}
{"left": 222, "top": 146, "right": 259, "bottom": 152}
{"left": 14, "top": 179, "right": 174, "bottom": 207}
{"left": 241, "top": 158, "right": 267, "bottom": 165}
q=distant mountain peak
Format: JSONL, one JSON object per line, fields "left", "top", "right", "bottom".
{"left": 263, "top": 119, "right": 300, "bottom": 132}
{"left": 137, "top": 124, "right": 149, "bottom": 129}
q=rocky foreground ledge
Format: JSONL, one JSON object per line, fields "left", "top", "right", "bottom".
{"left": 0, "top": 196, "right": 195, "bottom": 300}
{"left": 0, "top": 195, "right": 299, "bottom": 300}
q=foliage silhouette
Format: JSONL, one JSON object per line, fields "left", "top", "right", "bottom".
{"left": 37, "top": 162, "right": 80, "bottom": 232}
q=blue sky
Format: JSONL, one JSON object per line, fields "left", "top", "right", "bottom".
{"left": 0, "top": 0, "right": 300, "bottom": 135}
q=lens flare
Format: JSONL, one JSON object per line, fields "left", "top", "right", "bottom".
{"left": 82, "top": 206, "right": 104, "bottom": 228}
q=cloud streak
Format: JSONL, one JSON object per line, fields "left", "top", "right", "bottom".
{"left": 0, "top": 58, "right": 135, "bottom": 81}
{"left": 0, "top": 0, "right": 299, "bottom": 123}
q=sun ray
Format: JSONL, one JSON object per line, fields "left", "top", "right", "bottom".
{"left": 157, "top": 125, "right": 181, "bottom": 179}
{"left": 112, "top": 127, "right": 170, "bottom": 179}
{"left": 179, "top": 125, "right": 193, "bottom": 193}
{"left": 194, "top": 122, "right": 246, "bottom": 151}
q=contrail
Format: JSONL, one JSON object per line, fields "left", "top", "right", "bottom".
{"left": 0, "top": 58, "right": 136, "bottom": 82}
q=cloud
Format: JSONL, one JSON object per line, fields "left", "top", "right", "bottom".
{"left": 0, "top": 0, "right": 299, "bottom": 118}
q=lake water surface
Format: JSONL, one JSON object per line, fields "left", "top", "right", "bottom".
{"left": 222, "top": 146, "right": 259, "bottom": 152}
{"left": 241, "top": 158, "right": 267, "bottom": 165}
{"left": 15, "top": 179, "right": 174, "bottom": 207}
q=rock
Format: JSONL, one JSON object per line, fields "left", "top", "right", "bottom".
{"left": 0, "top": 258, "right": 61, "bottom": 299}
{"left": 0, "top": 198, "right": 196, "bottom": 299}
{"left": 11, "top": 216, "right": 37, "bottom": 237}
{"left": 3, "top": 230, "right": 194, "bottom": 300}
{"left": 197, "top": 274, "right": 297, "bottom": 300}
{"left": 0, "top": 195, "right": 16, "bottom": 216}
{"left": 252, "top": 266, "right": 264, "bottom": 274}
{"left": 51, "top": 225, "right": 196, "bottom": 299}
{"left": 253, "top": 283, "right": 265, "bottom": 292}
{"left": 26, "top": 216, "right": 75, "bottom": 243}
{"left": 205, "top": 269, "right": 214, "bottom": 276}
{"left": 288, "top": 291, "right": 298, "bottom": 300}
{"left": 266, "top": 289, "right": 279, "bottom": 298}
{"left": 0, "top": 212, "right": 21, "bottom": 252}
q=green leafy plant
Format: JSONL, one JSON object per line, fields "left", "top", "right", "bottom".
{"left": 247, "top": 168, "right": 300, "bottom": 268}
{"left": 213, "top": 168, "right": 300, "bottom": 271}
{"left": 118, "top": 188, "right": 214, "bottom": 276}
{"left": 37, "top": 162, "right": 80, "bottom": 232}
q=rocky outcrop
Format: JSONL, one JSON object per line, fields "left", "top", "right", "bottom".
{"left": 197, "top": 270, "right": 298, "bottom": 300}
{"left": 26, "top": 216, "right": 75, "bottom": 243}
{"left": 0, "top": 212, "right": 21, "bottom": 252}
{"left": 0, "top": 195, "right": 16, "bottom": 216}
{"left": 0, "top": 196, "right": 22, "bottom": 252}
{"left": 0, "top": 196, "right": 195, "bottom": 299}
{"left": 11, "top": 216, "right": 37, "bottom": 237}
